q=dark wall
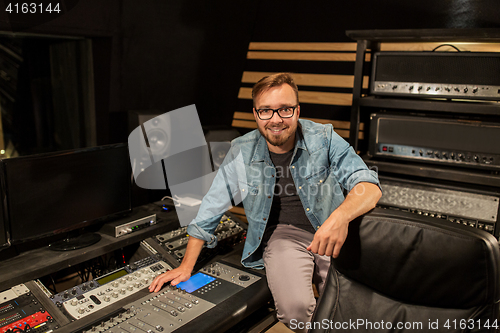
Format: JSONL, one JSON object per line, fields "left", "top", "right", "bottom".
{"left": 119, "top": 0, "right": 258, "bottom": 131}
{"left": 0, "top": 0, "right": 499, "bottom": 144}
{"left": 251, "top": 0, "right": 500, "bottom": 42}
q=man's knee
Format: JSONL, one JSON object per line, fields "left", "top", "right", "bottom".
{"left": 276, "top": 298, "right": 315, "bottom": 331}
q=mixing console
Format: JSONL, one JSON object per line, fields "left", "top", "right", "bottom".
{"left": 78, "top": 261, "right": 262, "bottom": 333}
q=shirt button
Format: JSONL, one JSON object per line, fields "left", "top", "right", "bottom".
{"left": 306, "top": 208, "right": 310, "bottom": 211}
{"left": 268, "top": 196, "right": 271, "bottom": 198}
{"left": 298, "top": 186, "right": 302, "bottom": 190}
{"left": 317, "top": 226, "right": 320, "bottom": 229}
{"left": 242, "top": 189, "right": 245, "bottom": 192}
{"left": 291, "top": 166, "right": 295, "bottom": 169}
{"left": 319, "top": 180, "right": 323, "bottom": 183}
{"left": 263, "top": 218, "right": 267, "bottom": 221}
{"left": 272, "top": 174, "right": 275, "bottom": 177}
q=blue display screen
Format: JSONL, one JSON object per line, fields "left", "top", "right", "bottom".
{"left": 176, "top": 273, "right": 216, "bottom": 293}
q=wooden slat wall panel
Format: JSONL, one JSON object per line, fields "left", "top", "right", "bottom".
{"left": 249, "top": 42, "right": 359, "bottom": 51}
{"left": 238, "top": 87, "right": 353, "bottom": 106}
{"left": 236, "top": 40, "right": 367, "bottom": 155}
{"left": 242, "top": 71, "right": 369, "bottom": 89}
{"left": 247, "top": 51, "right": 371, "bottom": 62}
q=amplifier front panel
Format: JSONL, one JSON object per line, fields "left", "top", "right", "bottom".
{"left": 371, "top": 52, "right": 500, "bottom": 100}
{"left": 369, "top": 113, "right": 500, "bottom": 170}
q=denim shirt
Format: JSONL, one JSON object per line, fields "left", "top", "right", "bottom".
{"left": 186, "top": 119, "right": 380, "bottom": 269}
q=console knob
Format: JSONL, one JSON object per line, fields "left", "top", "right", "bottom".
{"left": 127, "top": 285, "right": 134, "bottom": 291}
{"left": 63, "top": 292, "right": 69, "bottom": 299}
{"left": 135, "top": 272, "right": 141, "bottom": 277}
{"left": 238, "top": 275, "right": 250, "bottom": 281}
{"left": 127, "top": 275, "right": 133, "bottom": 281}
{"left": 112, "top": 282, "right": 119, "bottom": 288}
{"left": 78, "top": 307, "right": 86, "bottom": 314}
{"left": 120, "top": 288, "right": 126, "bottom": 294}
{"left": 120, "top": 278, "right": 127, "bottom": 284}
{"left": 112, "top": 292, "right": 119, "bottom": 298}
{"left": 134, "top": 282, "right": 141, "bottom": 288}
{"left": 71, "top": 288, "right": 77, "bottom": 295}
{"left": 70, "top": 299, "right": 78, "bottom": 306}
{"left": 104, "top": 295, "right": 111, "bottom": 302}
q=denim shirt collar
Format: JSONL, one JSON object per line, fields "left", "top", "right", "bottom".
{"left": 250, "top": 121, "right": 307, "bottom": 165}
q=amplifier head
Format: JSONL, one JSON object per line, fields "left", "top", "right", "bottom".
{"left": 371, "top": 51, "right": 500, "bottom": 100}
{"left": 369, "top": 113, "right": 500, "bottom": 170}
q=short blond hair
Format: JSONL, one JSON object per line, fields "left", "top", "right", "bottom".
{"left": 252, "top": 73, "right": 299, "bottom": 106}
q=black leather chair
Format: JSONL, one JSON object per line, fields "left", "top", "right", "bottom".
{"left": 310, "top": 208, "right": 500, "bottom": 333}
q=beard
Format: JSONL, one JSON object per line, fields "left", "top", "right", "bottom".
{"left": 258, "top": 122, "right": 297, "bottom": 148}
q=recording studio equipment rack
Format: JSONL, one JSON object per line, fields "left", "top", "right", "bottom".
{"left": 0, "top": 282, "right": 68, "bottom": 333}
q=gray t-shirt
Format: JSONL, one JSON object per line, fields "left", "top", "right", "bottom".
{"left": 262, "top": 150, "right": 315, "bottom": 246}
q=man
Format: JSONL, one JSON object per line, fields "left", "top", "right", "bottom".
{"left": 150, "top": 73, "right": 381, "bottom": 332}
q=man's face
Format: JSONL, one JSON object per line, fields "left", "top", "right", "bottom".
{"left": 253, "top": 84, "right": 300, "bottom": 153}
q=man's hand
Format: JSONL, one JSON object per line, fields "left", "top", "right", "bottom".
{"left": 307, "top": 182, "right": 382, "bottom": 258}
{"left": 148, "top": 265, "right": 192, "bottom": 293}
{"left": 307, "top": 217, "right": 348, "bottom": 257}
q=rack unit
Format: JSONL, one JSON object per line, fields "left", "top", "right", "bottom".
{"left": 346, "top": 29, "right": 500, "bottom": 188}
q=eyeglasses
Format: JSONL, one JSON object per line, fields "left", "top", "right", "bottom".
{"left": 255, "top": 105, "right": 298, "bottom": 120}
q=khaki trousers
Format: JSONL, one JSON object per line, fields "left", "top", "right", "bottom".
{"left": 263, "top": 224, "right": 331, "bottom": 333}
